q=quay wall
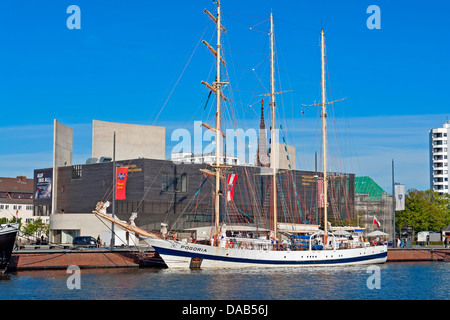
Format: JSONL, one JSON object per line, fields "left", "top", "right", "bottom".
{"left": 7, "top": 248, "right": 449, "bottom": 271}
{"left": 9, "top": 249, "right": 163, "bottom": 271}
{"left": 387, "top": 248, "right": 450, "bottom": 262}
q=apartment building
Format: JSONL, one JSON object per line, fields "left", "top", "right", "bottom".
{"left": 429, "top": 120, "right": 450, "bottom": 195}
{"left": 0, "top": 176, "right": 39, "bottom": 223}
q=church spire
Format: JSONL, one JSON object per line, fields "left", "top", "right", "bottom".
{"left": 257, "top": 99, "right": 269, "bottom": 167}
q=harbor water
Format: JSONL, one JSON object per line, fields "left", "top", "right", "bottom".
{"left": 0, "top": 262, "right": 448, "bottom": 300}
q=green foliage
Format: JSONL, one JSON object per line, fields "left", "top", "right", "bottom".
{"left": 396, "top": 189, "right": 450, "bottom": 234}
{"left": 21, "top": 218, "right": 48, "bottom": 238}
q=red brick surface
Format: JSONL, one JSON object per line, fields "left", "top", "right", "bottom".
{"left": 387, "top": 249, "right": 450, "bottom": 262}
{"left": 9, "top": 250, "right": 142, "bottom": 270}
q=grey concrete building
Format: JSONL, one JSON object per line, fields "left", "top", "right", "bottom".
{"left": 92, "top": 120, "right": 165, "bottom": 162}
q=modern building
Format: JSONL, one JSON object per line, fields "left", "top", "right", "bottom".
{"left": 170, "top": 152, "right": 240, "bottom": 166}
{"left": 34, "top": 158, "right": 355, "bottom": 244}
{"left": 33, "top": 118, "right": 352, "bottom": 244}
{"left": 429, "top": 120, "right": 450, "bottom": 195}
{"left": 92, "top": 119, "right": 166, "bottom": 162}
{"left": 0, "top": 176, "right": 40, "bottom": 224}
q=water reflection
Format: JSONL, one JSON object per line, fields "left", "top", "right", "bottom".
{"left": 0, "top": 263, "right": 447, "bottom": 300}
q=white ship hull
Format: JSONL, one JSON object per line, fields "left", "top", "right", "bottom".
{"left": 145, "top": 238, "right": 387, "bottom": 269}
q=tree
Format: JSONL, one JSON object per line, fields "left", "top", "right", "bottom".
{"left": 22, "top": 218, "right": 48, "bottom": 242}
{"left": 396, "top": 189, "right": 450, "bottom": 235}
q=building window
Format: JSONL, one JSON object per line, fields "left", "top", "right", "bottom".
{"left": 181, "top": 174, "right": 187, "bottom": 193}
{"left": 168, "top": 175, "right": 176, "bottom": 192}
{"left": 162, "top": 175, "right": 168, "bottom": 191}
{"left": 72, "top": 165, "right": 83, "bottom": 179}
{"left": 161, "top": 174, "right": 187, "bottom": 193}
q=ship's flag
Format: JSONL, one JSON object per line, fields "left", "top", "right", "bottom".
{"left": 318, "top": 180, "right": 325, "bottom": 208}
{"left": 373, "top": 216, "right": 381, "bottom": 228}
{"left": 226, "top": 174, "right": 238, "bottom": 202}
{"left": 116, "top": 167, "right": 129, "bottom": 200}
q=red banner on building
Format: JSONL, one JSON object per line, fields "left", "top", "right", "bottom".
{"left": 116, "top": 167, "right": 129, "bottom": 200}
{"left": 318, "top": 180, "right": 325, "bottom": 208}
{"left": 226, "top": 174, "right": 238, "bottom": 202}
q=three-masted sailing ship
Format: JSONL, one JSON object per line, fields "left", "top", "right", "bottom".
{"left": 94, "top": 0, "right": 387, "bottom": 268}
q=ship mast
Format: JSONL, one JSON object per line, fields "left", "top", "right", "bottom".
{"left": 269, "top": 12, "right": 278, "bottom": 238}
{"left": 320, "top": 29, "right": 328, "bottom": 238}
{"left": 214, "top": 0, "right": 222, "bottom": 238}
{"left": 257, "top": 13, "right": 290, "bottom": 238}
{"left": 302, "top": 29, "right": 344, "bottom": 242}
{"left": 202, "top": 0, "right": 227, "bottom": 239}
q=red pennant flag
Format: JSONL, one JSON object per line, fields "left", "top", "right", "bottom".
{"left": 226, "top": 174, "right": 238, "bottom": 202}
{"left": 318, "top": 180, "right": 325, "bottom": 208}
{"left": 116, "top": 167, "right": 129, "bottom": 200}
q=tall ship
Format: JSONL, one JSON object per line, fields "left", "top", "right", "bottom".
{"left": 0, "top": 223, "right": 19, "bottom": 273}
{"left": 94, "top": 0, "right": 387, "bottom": 268}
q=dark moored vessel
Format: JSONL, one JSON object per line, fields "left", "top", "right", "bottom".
{"left": 0, "top": 223, "right": 19, "bottom": 273}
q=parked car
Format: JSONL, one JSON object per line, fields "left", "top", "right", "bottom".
{"left": 73, "top": 236, "right": 97, "bottom": 248}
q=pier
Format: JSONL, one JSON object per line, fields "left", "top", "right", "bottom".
{"left": 387, "top": 248, "right": 450, "bottom": 262}
{"left": 8, "top": 246, "right": 165, "bottom": 271}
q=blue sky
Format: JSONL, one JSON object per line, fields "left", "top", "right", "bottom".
{"left": 0, "top": 0, "right": 449, "bottom": 193}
